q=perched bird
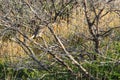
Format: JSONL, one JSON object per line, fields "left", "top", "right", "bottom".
{"left": 31, "top": 25, "right": 45, "bottom": 39}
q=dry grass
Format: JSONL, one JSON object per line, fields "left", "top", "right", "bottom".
{"left": 0, "top": 40, "right": 25, "bottom": 62}
{"left": 0, "top": 9, "right": 119, "bottom": 61}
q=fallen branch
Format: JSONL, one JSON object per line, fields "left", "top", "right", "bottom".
{"left": 47, "top": 25, "right": 95, "bottom": 79}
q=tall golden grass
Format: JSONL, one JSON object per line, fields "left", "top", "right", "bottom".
{"left": 0, "top": 10, "right": 119, "bottom": 60}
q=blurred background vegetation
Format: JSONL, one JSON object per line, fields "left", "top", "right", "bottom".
{"left": 0, "top": 0, "right": 120, "bottom": 80}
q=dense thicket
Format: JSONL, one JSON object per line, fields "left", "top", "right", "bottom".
{"left": 0, "top": 0, "right": 120, "bottom": 80}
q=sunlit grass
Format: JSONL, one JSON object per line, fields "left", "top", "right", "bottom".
{"left": 0, "top": 9, "right": 119, "bottom": 62}
{"left": 0, "top": 41, "right": 25, "bottom": 62}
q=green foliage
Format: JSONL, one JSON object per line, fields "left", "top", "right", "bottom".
{"left": 83, "top": 61, "right": 120, "bottom": 80}
{"left": 0, "top": 62, "right": 5, "bottom": 79}
{"left": 0, "top": 61, "right": 40, "bottom": 80}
